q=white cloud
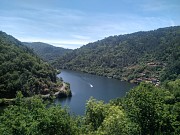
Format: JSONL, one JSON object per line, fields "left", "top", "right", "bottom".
{"left": 71, "top": 34, "right": 91, "bottom": 40}
{"left": 0, "top": 2, "right": 179, "bottom": 49}
{"left": 170, "top": 20, "right": 175, "bottom": 26}
{"left": 140, "top": 0, "right": 180, "bottom": 12}
{"left": 49, "top": 43, "right": 82, "bottom": 49}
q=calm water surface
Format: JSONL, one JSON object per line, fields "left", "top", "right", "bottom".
{"left": 55, "top": 70, "right": 137, "bottom": 115}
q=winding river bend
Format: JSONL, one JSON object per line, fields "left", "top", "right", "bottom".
{"left": 55, "top": 70, "right": 137, "bottom": 115}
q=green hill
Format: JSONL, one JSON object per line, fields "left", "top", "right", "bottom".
{"left": 54, "top": 26, "right": 180, "bottom": 83}
{"left": 23, "top": 42, "right": 72, "bottom": 62}
{"left": 0, "top": 31, "right": 70, "bottom": 98}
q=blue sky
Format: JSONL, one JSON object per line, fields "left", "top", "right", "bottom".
{"left": 0, "top": 0, "right": 179, "bottom": 49}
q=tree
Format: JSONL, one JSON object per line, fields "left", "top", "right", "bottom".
{"left": 123, "top": 83, "right": 175, "bottom": 135}
{"left": 85, "top": 98, "right": 139, "bottom": 135}
{"left": 0, "top": 93, "right": 79, "bottom": 135}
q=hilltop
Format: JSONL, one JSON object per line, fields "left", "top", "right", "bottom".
{"left": 54, "top": 26, "right": 180, "bottom": 84}
{"left": 23, "top": 42, "right": 72, "bottom": 63}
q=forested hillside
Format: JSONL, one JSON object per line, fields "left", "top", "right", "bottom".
{"left": 54, "top": 26, "right": 180, "bottom": 84}
{"left": 0, "top": 31, "right": 71, "bottom": 99}
{"left": 23, "top": 42, "right": 72, "bottom": 62}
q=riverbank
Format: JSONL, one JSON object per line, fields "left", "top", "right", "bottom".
{"left": 0, "top": 82, "right": 72, "bottom": 106}
{"left": 61, "top": 68, "right": 160, "bottom": 86}
{"left": 41, "top": 82, "right": 72, "bottom": 99}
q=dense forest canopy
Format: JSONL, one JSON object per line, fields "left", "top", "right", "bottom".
{"left": 54, "top": 26, "right": 180, "bottom": 83}
{"left": 23, "top": 42, "right": 72, "bottom": 63}
{"left": 0, "top": 31, "right": 66, "bottom": 98}
{"left": 0, "top": 79, "right": 179, "bottom": 134}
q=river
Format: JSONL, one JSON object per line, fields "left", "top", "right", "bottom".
{"left": 55, "top": 70, "right": 137, "bottom": 115}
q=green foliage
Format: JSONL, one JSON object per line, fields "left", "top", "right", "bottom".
{"left": 0, "top": 31, "right": 65, "bottom": 98}
{"left": 84, "top": 98, "right": 139, "bottom": 135}
{"left": 0, "top": 93, "right": 79, "bottom": 135}
{"left": 54, "top": 26, "right": 180, "bottom": 82}
{"left": 97, "top": 105, "right": 139, "bottom": 135}
{"left": 163, "top": 79, "right": 180, "bottom": 134}
{"left": 0, "top": 80, "right": 179, "bottom": 135}
{"left": 123, "top": 82, "right": 179, "bottom": 135}
{"left": 164, "top": 79, "right": 180, "bottom": 101}
{"left": 85, "top": 98, "right": 106, "bottom": 130}
{"left": 23, "top": 42, "right": 72, "bottom": 63}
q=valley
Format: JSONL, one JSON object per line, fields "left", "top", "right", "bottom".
{"left": 0, "top": 26, "right": 179, "bottom": 135}
{"left": 0, "top": 0, "right": 180, "bottom": 134}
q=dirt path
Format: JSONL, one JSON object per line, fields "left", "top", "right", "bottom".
{"left": 1, "top": 83, "right": 68, "bottom": 105}
{"left": 41, "top": 82, "right": 66, "bottom": 98}
{"left": 54, "top": 82, "right": 66, "bottom": 96}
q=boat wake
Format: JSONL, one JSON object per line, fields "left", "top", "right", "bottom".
{"left": 89, "top": 84, "right": 93, "bottom": 88}
{"left": 79, "top": 75, "right": 93, "bottom": 88}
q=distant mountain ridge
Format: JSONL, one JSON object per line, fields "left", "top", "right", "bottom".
{"left": 54, "top": 26, "right": 180, "bottom": 83}
{"left": 23, "top": 42, "right": 72, "bottom": 62}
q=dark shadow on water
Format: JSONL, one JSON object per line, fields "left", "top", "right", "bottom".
{"left": 55, "top": 96, "right": 72, "bottom": 105}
